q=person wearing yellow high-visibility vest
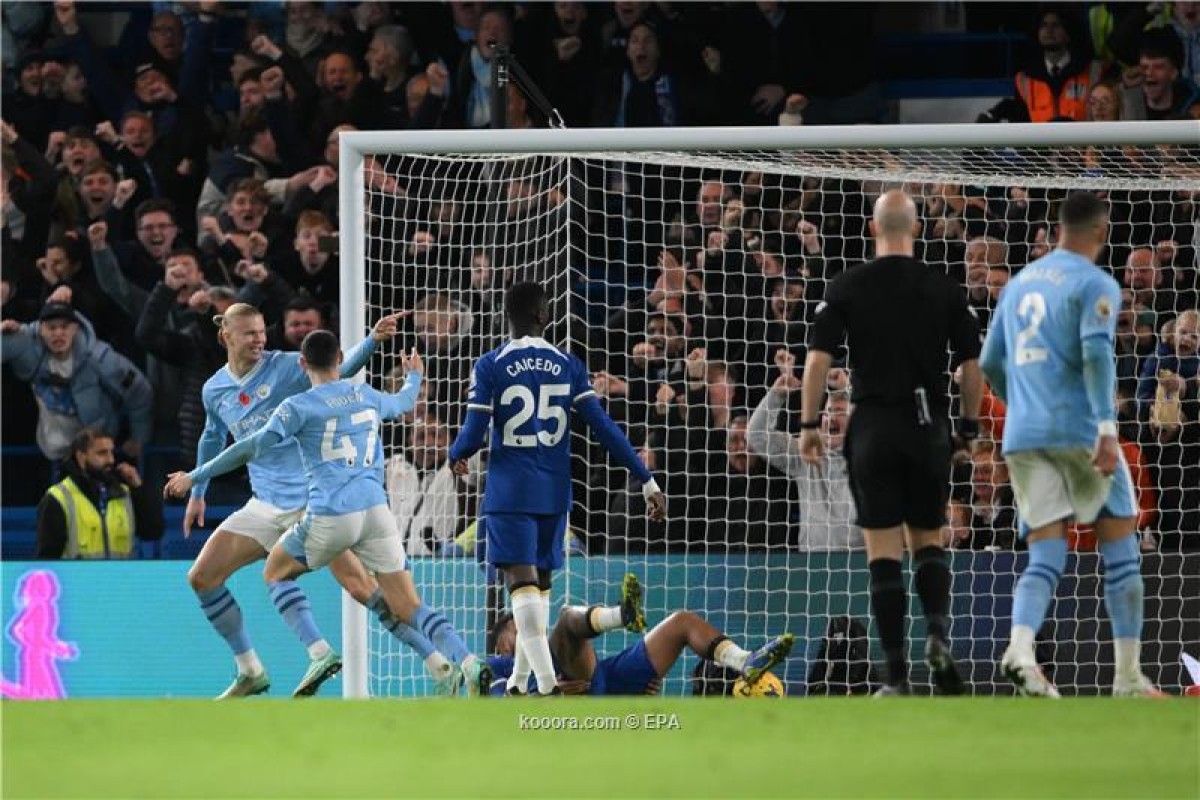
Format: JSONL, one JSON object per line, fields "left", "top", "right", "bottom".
{"left": 36, "top": 428, "right": 161, "bottom": 559}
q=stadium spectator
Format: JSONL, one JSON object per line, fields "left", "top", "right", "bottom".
{"left": 34, "top": 233, "right": 128, "bottom": 349}
{"left": 409, "top": 292, "right": 474, "bottom": 425}
{"left": 135, "top": 274, "right": 232, "bottom": 466}
{"left": 201, "top": 177, "right": 291, "bottom": 277}
{"left": 963, "top": 235, "right": 1009, "bottom": 329}
{"left": 1121, "top": 246, "right": 1177, "bottom": 317}
{"left": 447, "top": 7, "right": 513, "bottom": 129}
{"left": 1109, "top": 1, "right": 1200, "bottom": 85}
{"left": 2, "top": 120, "right": 57, "bottom": 263}
{"left": 724, "top": 2, "right": 810, "bottom": 125}
{"left": 1014, "top": 7, "right": 1102, "bottom": 123}
{"left": 259, "top": 210, "right": 339, "bottom": 312}
{"left": 1140, "top": 368, "right": 1200, "bottom": 552}
{"left": 46, "top": 58, "right": 103, "bottom": 133}
{"left": 1087, "top": 79, "right": 1124, "bottom": 121}
{"left": 1, "top": 299, "right": 152, "bottom": 462}
{"left": 36, "top": 426, "right": 161, "bottom": 559}
{"left": 367, "top": 25, "right": 426, "bottom": 123}
{"left": 1121, "top": 33, "right": 1200, "bottom": 120}
{"left": 593, "top": 20, "right": 732, "bottom": 127}
{"left": 747, "top": 350, "right": 862, "bottom": 551}
{"left": 266, "top": 296, "right": 328, "bottom": 352}
{"left": 533, "top": 2, "right": 601, "bottom": 127}
{"left": 385, "top": 415, "right": 465, "bottom": 556}
{"left": 196, "top": 108, "right": 314, "bottom": 226}
{"left": 1137, "top": 310, "right": 1200, "bottom": 414}
{"left": 3, "top": 50, "right": 53, "bottom": 153}
{"left": 958, "top": 440, "right": 1017, "bottom": 551}
{"left": 281, "top": 1, "right": 335, "bottom": 76}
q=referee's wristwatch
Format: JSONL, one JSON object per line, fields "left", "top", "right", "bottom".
{"left": 955, "top": 417, "right": 980, "bottom": 444}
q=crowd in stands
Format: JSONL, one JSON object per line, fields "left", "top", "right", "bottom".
{"left": 1, "top": 2, "right": 1197, "bottom": 560}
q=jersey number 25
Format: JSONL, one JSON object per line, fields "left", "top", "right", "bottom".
{"left": 500, "top": 384, "right": 569, "bottom": 448}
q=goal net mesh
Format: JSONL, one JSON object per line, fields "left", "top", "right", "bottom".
{"left": 358, "top": 141, "right": 1200, "bottom": 697}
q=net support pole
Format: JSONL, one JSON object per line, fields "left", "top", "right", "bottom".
{"left": 339, "top": 136, "right": 370, "bottom": 699}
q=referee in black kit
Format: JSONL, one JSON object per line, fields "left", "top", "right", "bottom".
{"left": 799, "top": 190, "right": 983, "bottom": 695}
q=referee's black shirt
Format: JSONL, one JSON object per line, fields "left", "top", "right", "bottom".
{"left": 809, "top": 255, "right": 981, "bottom": 413}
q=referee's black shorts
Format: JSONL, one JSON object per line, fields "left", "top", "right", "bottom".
{"left": 843, "top": 404, "right": 952, "bottom": 530}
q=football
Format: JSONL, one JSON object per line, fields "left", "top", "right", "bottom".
{"left": 733, "top": 672, "right": 785, "bottom": 698}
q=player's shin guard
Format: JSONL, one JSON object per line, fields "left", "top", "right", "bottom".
{"left": 1010, "top": 538, "right": 1067, "bottom": 656}
{"left": 1099, "top": 533, "right": 1144, "bottom": 680}
{"left": 511, "top": 586, "right": 556, "bottom": 694}
{"left": 412, "top": 604, "right": 471, "bottom": 664}
{"left": 197, "top": 585, "right": 260, "bottom": 674}
{"left": 268, "top": 581, "right": 329, "bottom": 658}
{"left": 912, "top": 545, "right": 951, "bottom": 640}
{"left": 868, "top": 559, "right": 908, "bottom": 685}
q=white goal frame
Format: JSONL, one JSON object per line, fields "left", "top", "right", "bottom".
{"left": 338, "top": 120, "right": 1199, "bottom": 698}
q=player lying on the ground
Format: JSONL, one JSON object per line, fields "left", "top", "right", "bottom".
{"left": 486, "top": 574, "right": 793, "bottom": 695}
{"left": 447, "top": 282, "right": 666, "bottom": 696}
{"left": 166, "top": 332, "right": 490, "bottom": 696}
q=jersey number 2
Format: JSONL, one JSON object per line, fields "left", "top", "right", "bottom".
{"left": 1015, "top": 292, "right": 1048, "bottom": 366}
{"left": 500, "top": 384, "right": 569, "bottom": 448}
{"left": 320, "top": 410, "right": 378, "bottom": 466}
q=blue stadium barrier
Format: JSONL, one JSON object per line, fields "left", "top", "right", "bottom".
{"left": 3, "top": 554, "right": 1194, "bottom": 698}
{"left": 0, "top": 504, "right": 241, "bottom": 561}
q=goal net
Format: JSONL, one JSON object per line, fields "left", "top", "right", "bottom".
{"left": 340, "top": 123, "right": 1200, "bottom": 698}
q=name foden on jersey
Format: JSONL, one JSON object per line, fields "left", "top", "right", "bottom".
{"left": 324, "top": 389, "right": 366, "bottom": 409}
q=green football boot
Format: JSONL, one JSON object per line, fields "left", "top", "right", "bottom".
{"left": 620, "top": 573, "right": 647, "bottom": 633}
{"left": 215, "top": 672, "right": 270, "bottom": 700}
{"left": 292, "top": 651, "right": 343, "bottom": 697}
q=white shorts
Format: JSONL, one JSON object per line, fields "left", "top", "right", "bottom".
{"left": 218, "top": 497, "right": 304, "bottom": 551}
{"left": 280, "top": 505, "right": 407, "bottom": 574}
{"left": 1005, "top": 448, "right": 1134, "bottom": 531}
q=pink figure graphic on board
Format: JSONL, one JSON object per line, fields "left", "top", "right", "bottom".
{"left": 1, "top": 570, "right": 78, "bottom": 700}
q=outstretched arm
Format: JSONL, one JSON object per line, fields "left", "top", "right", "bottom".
{"left": 448, "top": 409, "right": 489, "bottom": 463}
{"left": 575, "top": 395, "right": 653, "bottom": 484}
{"left": 165, "top": 428, "right": 283, "bottom": 498}
{"left": 340, "top": 312, "right": 407, "bottom": 379}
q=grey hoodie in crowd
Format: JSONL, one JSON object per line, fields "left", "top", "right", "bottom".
{"left": 747, "top": 390, "right": 863, "bottom": 551}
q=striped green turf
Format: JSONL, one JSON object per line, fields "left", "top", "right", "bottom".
{"left": 3, "top": 698, "right": 1197, "bottom": 798}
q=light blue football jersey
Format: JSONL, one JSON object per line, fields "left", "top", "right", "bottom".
{"left": 465, "top": 336, "right": 594, "bottom": 515}
{"left": 195, "top": 351, "right": 313, "bottom": 509}
{"left": 985, "top": 248, "right": 1121, "bottom": 453}
{"left": 262, "top": 377, "right": 420, "bottom": 515}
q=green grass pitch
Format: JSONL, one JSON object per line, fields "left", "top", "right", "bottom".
{"left": 4, "top": 698, "right": 1197, "bottom": 798}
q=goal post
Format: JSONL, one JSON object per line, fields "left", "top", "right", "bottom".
{"left": 340, "top": 122, "right": 1200, "bottom": 699}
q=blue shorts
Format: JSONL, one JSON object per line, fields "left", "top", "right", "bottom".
{"left": 589, "top": 640, "right": 659, "bottom": 696}
{"left": 483, "top": 513, "right": 566, "bottom": 571}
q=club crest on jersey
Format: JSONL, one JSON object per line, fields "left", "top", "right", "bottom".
{"left": 256, "top": 384, "right": 271, "bottom": 400}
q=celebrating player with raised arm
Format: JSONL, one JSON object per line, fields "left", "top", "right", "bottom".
{"left": 447, "top": 282, "right": 666, "bottom": 696}
{"left": 178, "top": 305, "right": 465, "bottom": 698}
{"left": 167, "top": 331, "right": 491, "bottom": 696}
{"left": 980, "top": 192, "right": 1161, "bottom": 698}
{"left": 488, "top": 574, "right": 794, "bottom": 696}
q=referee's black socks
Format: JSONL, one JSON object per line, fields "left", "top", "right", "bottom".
{"left": 868, "top": 558, "right": 908, "bottom": 685}
{"left": 913, "top": 545, "right": 951, "bottom": 641}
